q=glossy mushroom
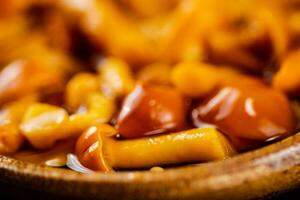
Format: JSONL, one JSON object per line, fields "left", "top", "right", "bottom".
{"left": 193, "top": 80, "right": 295, "bottom": 150}
{"left": 116, "top": 83, "right": 186, "bottom": 139}
{"left": 75, "top": 124, "right": 235, "bottom": 171}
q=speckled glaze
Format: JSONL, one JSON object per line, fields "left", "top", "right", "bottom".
{"left": 1, "top": 133, "right": 300, "bottom": 200}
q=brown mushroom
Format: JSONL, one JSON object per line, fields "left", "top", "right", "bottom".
{"left": 116, "top": 83, "right": 186, "bottom": 138}
{"left": 0, "top": 60, "right": 65, "bottom": 104}
{"left": 193, "top": 79, "right": 295, "bottom": 150}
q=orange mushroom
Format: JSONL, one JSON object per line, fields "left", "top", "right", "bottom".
{"left": 75, "top": 124, "right": 235, "bottom": 171}
{"left": 193, "top": 79, "right": 295, "bottom": 150}
{"left": 117, "top": 83, "right": 186, "bottom": 138}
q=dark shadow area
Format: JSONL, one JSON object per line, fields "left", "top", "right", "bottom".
{"left": 0, "top": 182, "right": 299, "bottom": 200}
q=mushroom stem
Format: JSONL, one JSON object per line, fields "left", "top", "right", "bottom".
{"left": 108, "top": 128, "right": 235, "bottom": 169}
{"left": 76, "top": 125, "right": 235, "bottom": 171}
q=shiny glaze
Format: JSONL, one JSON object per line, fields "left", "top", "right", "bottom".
{"left": 117, "top": 83, "right": 186, "bottom": 138}
{"left": 75, "top": 125, "right": 116, "bottom": 171}
{"left": 13, "top": 139, "right": 75, "bottom": 166}
{"left": 75, "top": 125, "right": 235, "bottom": 171}
{"left": 193, "top": 78, "right": 295, "bottom": 150}
{"left": 0, "top": 60, "right": 64, "bottom": 104}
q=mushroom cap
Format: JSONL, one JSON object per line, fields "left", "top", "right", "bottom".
{"left": 75, "top": 124, "right": 117, "bottom": 172}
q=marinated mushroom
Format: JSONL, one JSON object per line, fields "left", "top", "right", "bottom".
{"left": 273, "top": 50, "right": 300, "bottom": 94}
{"left": 98, "top": 57, "right": 135, "bottom": 98}
{"left": 0, "top": 0, "right": 298, "bottom": 174}
{"left": 0, "top": 60, "right": 65, "bottom": 104}
{"left": 171, "top": 62, "right": 220, "bottom": 97}
{"left": 20, "top": 103, "right": 69, "bottom": 149}
{"left": 0, "top": 97, "right": 36, "bottom": 154}
{"left": 65, "top": 72, "right": 100, "bottom": 112}
{"left": 117, "top": 83, "right": 186, "bottom": 138}
{"left": 75, "top": 125, "right": 235, "bottom": 171}
{"left": 193, "top": 79, "right": 295, "bottom": 150}
{"left": 20, "top": 94, "right": 116, "bottom": 150}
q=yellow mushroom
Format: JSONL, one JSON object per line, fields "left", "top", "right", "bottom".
{"left": 65, "top": 73, "right": 100, "bottom": 112}
{"left": 75, "top": 124, "right": 235, "bottom": 171}
{"left": 64, "top": 92, "right": 116, "bottom": 136}
{"left": 0, "top": 97, "right": 36, "bottom": 154}
{"left": 171, "top": 62, "right": 220, "bottom": 97}
{"left": 273, "top": 50, "right": 300, "bottom": 94}
{"left": 0, "top": 123, "right": 24, "bottom": 155}
{"left": 98, "top": 57, "right": 135, "bottom": 98}
{"left": 20, "top": 103, "right": 69, "bottom": 149}
{"left": 20, "top": 94, "right": 115, "bottom": 150}
{"left": 137, "top": 63, "right": 171, "bottom": 85}
{"left": 59, "top": 0, "right": 154, "bottom": 65}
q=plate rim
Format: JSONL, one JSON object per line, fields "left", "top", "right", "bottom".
{"left": 1, "top": 133, "right": 300, "bottom": 199}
